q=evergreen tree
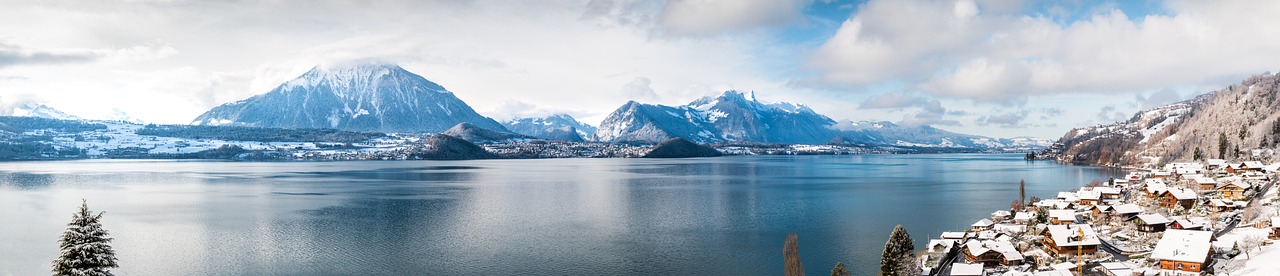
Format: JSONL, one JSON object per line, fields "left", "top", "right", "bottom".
{"left": 53, "top": 200, "right": 118, "bottom": 276}
{"left": 1219, "top": 132, "right": 1229, "bottom": 159}
{"left": 1019, "top": 179, "right": 1026, "bottom": 208}
{"left": 1193, "top": 147, "right": 1203, "bottom": 160}
{"left": 880, "top": 224, "right": 915, "bottom": 276}
{"left": 831, "top": 262, "right": 849, "bottom": 276}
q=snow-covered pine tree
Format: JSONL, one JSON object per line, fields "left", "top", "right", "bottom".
{"left": 52, "top": 200, "right": 118, "bottom": 276}
{"left": 879, "top": 224, "right": 914, "bottom": 276}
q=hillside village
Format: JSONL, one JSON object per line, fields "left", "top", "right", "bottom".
{"left": 925, "top": 159, "right": 1280, "bottom": 276}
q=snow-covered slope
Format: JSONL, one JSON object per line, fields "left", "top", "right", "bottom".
{"left": 596, "top": 91, "right": 836, "bottom": 144}
{"left": 1039, "top": 72, "right": 1280, "bottom": 167}
{"left": 192, "top": 63, "right": 506, "bottom": 133}
{"left": 502, "top": 114, "right": 596, "bottom": 142}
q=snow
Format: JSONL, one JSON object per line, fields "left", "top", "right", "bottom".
{"left": 706, "top": 109, "right": 727, "bottom": 123}
{"left": 1152, "top": 229, "right": 1213, "bottom": 263}
{"left": 1230, "top": 236, "right": 1280, "bottom": 276}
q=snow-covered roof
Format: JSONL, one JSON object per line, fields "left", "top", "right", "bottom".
{"left": 972, "top": 218, "right": 994, "bottom": 227}
{"left": 1150, "top": 229, "right": 1212, "bottom": 263}
{"left": 1194, "top": 177, "right": 1216, "bottom": 185}
{"left": 963, "top": 240, "right": 1023, "bottom": 261}
{"left": 1112, "top": 203, "right": 1143, "bottom": 214}
{"left": 951, "top": 263, "right": 983, "bottom": 276}
{"left": 1056, "top": 191, "right": 1078, "bottom": 201}
{"left": 1093, "top": 187, "right": 1120, "bottom": 195}
{"left": 1145, "top": 179, "right": 1165, "bottom": 186}
{"left": 1044, "top": 224, "right": 1100, "bottom": 247}
{"left": 1271, "top": 217, "right": 1280, "bottom": 228}
{"left": 1077, "top": 190, "right": 1101, "bottom": 200}
{"left": 992, "top": 210, "right": 1011, "bottom": 217}
{"left": 1207, "top": 159, "right": 1227, "bottom": 166}
{"left": 1014, "top": 212, "right": 1035, "bottom": 221}
{"left": 1219, "top": 181, "right": 1251, "bottom": 189}
{"left": 1242, "top": 161, "right": 1265, "bottom": 168}
{"left": 1146, "top": 183, "right": 1167, "bottom": 194}
{"left": 941, "top": 231, "right": 969, "bottom": 240}
{"left": 927, "top": 239, "right": 954, "bottom": 252}
{"left": 1136, "top": 214, "right": 1171, "bottom": 225}
{"left": 994, "top": 224, "right": 1023, "bottom": 234}
{"left": 1164, "top": 188, "right": 1197, "bottom": 200}
{"left": 1050, "top": 262, "right": 1077, "bottom": 271}
{"left": 1048, "top": 209, "right": 1076, "bottom": 221}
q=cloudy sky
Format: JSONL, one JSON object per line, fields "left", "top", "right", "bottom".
{"left": 1, "top": 0, "right": 1278, "bottom": 138}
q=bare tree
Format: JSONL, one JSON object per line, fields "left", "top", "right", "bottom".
{"left": 784, "top": 233, "right": 804, "bottom": 276}
{"left": 1240, "top": 235, "right": 1265, "bottom": 259}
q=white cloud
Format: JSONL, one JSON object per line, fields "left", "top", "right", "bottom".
{"left": 808, "top": 0, "right": 1280, "bottom": 105}
{"left": 659, "top": 0, "right": 811, "bottom": 35}
{"left": 619, "top": 77, "right": 661, "bottom": 101}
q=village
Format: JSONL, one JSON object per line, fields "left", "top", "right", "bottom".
{"left": 923, "top": 159, "right": 1280, "bottom": 276}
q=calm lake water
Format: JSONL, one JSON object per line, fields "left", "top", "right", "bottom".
{"left": 0, "top": 154, "right": 1119, "bottom": 275}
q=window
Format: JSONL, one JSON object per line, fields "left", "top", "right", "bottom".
{"left": 1177, "top": 263, "right": 1183, "bottom": 270}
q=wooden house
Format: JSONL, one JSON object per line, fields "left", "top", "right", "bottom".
{"left": 1041, "top": 225, "right": 1099, "bottom": 255}
{"left": 1217, "top": 182, "right": 1251, "bottom": 200}
{"left": 1151, "top": 229, "right": 1212, "bottom": 273}
{"left": 1160, "top": 188, "right": 1197, "bottom": 210}
{"left": 962, "top": 240, "right": 1024, "bottom": 266}
{"left": 1134, "top": 214, "right": 1170, "bottom": 232}
{"left": 1048, "top": 210, "right": 1076, "bottom": 225}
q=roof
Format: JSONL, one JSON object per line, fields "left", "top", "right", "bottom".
{"left": 1047, "top": 209, "right": 1076, "bottom": 221}
{"left": 1164, "top": 188, "right": 1197, "bottom": 200}
{"left": 1044, "top": 224, "right": 1100, "bottom": 247}
{"left": 972, "top": 218, "right": 994, "bottom": 227}
{"left": 994, "top": 224, "right": 1023, "bottom": 234}
{"left": 1013, "top": 212, "right": 1034, "bottom": 221}
{"left": 1219, "top": 181, "right": 1251, "bottom": 189}
{"left": 1112, "top": 203, "right": 1143, "bottom": 214}
{"left": 1242, "top": 161, "right": 1265, "bottom": 168}
{"left": 1150, "top": 229, "right": 1212, "bottom": 263}
{"left": 1145, "top": 179, "right": 1165, "bottom": 186}
{"left": 950, "top": 263, "right": 983, "bottom": 276}
{"left": 1093, "top": 187, "right": 1120, "bottom": 194}
{"left": 992, "top": 210, "right": 1011, "bottom": 217}
{"left": 1194, "top": 177, "right": 1216, "bottom": 185}
{"left": 941, "top": 231, "right": 969, "bottom": 240}
{"left": 1076, "top": 190, "right": 1101, "bottom": 200}
{"left": 1050, "top": 262, "right": 1077, "bottom": 271}
{"left": 1136, "top": 214, "right": 1171, "bottom": 225}
{"left": 1272, "top": 217, "right": 1280, "bottom": 227}
{"left": 1056, "top": 192, "right": 1078, "bottom": 201}
{"left": 964, "top": 240, "right": 1024, "bottom": 261}
{"left": 928, "top": 239, "right": 954, "bottom": 252}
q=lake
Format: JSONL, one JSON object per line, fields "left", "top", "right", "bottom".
{"left": 0, "top": 154, "right": 1119, "bottom": 275}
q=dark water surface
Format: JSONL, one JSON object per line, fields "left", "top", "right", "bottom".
{"left": 0, "top": 154, "right": 1119, "bottom": 275}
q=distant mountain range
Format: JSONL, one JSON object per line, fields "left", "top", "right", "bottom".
{"left": 192, "top": 63, "right": 506, "bottom": 133}
{"left": 4, "top": 62, "right": 1051, "bottom": 151}
{"left": 594, "top": 90, "right": 1049, "bottom": 149}
{"left": 1037, "top": 72, "right": 1280, "bottom": 167}
{"left": 9, "top": 103, "right": 81, "bottom": 121}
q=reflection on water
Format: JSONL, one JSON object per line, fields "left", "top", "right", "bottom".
{"left": 0, "top": 155, "right": 1119, "bottom": 275}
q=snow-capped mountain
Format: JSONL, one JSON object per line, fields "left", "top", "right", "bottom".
{"left": 830, "top": 120, "right": 993, "bottom": 148}
{"left": 9, "top": 103, "right": 81, "bottom": 121}
{"left": 192, "top": 63, "right": 507, "bottom": 133}
{"left": 597, "top": 91, "right": 837, "bottom": 144}
{"left": 597, "top": 91, "right": 1051, "bottom": 149}
{"left": 502, "top": 114, "right": 596, "bottom": 142}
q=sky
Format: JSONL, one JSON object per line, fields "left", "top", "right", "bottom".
{"left": 1, "top": 0, "right": 1278, "bottom": 138}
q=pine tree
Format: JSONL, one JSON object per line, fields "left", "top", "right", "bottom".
{"left": 1193, "top": 147, "right": 1203, "bottom": 160}
{"left": 831, "top": 262, "right": 849, "bottom": 276}
{"left": 53, "top": 200, "right": 118, "bottom": 276}
{"left": 880, "top": 224, "right": 915, "bottom": 276}
{"left": 1219, "top": 132, "right": 1229, "bottom": 159}
{"left": 1019, "top": 179, "right": 1026, "bottom": 209}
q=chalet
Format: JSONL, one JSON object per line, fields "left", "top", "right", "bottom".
{"left": 1076, "top": 190, "right": 1101, "bottom": 206}
{"left": 1160, "top": 188, "right": 1197, "bottom": 210}
{"left": 1089, "top": 205, "right": 1112, "bottom": 218}
{"left": 1111, "top": 203, "right": 1143, "bottom": 220}
{"left": 941, "top": 231, "right": 969, "bottom": 242}
{"left": 971, "top": 218, "right": 994, "bottom": 231}
{"left": 1111, "top": 178, "right": 1130, "bottom": 187}
{"left": 1144, "top": 182, "right": 1167, "bottom": 198}
{"left": 1150, "top": 229, "right": 1212, "bottom": 273}
{"left": 1047, "top": 210, "right": 1077, "bottom": 225}
{"left": 1093, "top": 187, "right": 1122, "bottom": 200}
{"left": 1207, "top": 198, "right": 1237, "bottom": 212}
{"left": 1230, "top": 161, "right": 1266, "bottom": 173}
{"left": 1034, "top": 199, "right": 1074, "bottom": 210}
{"left": 1170, "top": 218, "right": 1207, "bottom": 230}
{"left": 1134, "top": 214, "right": 1171, "bottom": 232}
{"left": 991, "top": 210, "right": 1011, "bottom": 221}
{"left": 1193, "top": 177, "right": 1216, "bottom": 191}
{"left": 1056, "top": 191, "right": 1079, "bottom": 203}
{"left": 1206, "top": 159, "right": 1227, "bottom": 170}
{"left": 1099, "top": 262, "right": 1134, "bottom": 276}
{"left": 962, "top": 240, "right": 1024, "bottom": 266}
{"left": 1218, "top": 182, "right": 1251, "bottom": 200}
{"left": 1041, "top": 224, "right": 1100, "bottom": 255}
{"left": 927, "top": 239, "right": 955, "bottom": 254}
{"left": 1150, "top": 170, "right": 1172, "bottom": 179}
{"left": 1271, "top": 217, "right": 1280, "bottom": 239}
{"left": 1012, "top": 212, "right": 1035, "bottom": 224}
{"left": 1243, "top": 171, "right": 1268, "bottom": 180}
